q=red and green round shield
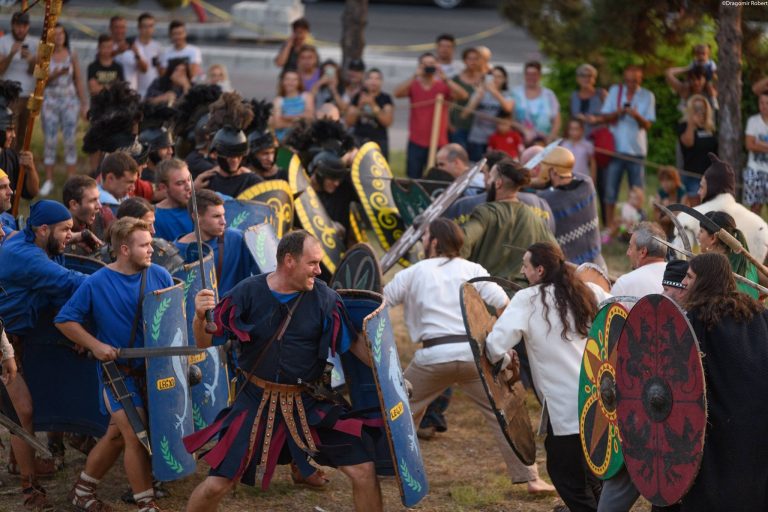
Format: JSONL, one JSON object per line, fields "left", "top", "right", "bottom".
{"left": 579, "top": 302, "right": 627, "bottom": 479}
{"left": 615, "top": 294, "right": 706, "bottom": 506}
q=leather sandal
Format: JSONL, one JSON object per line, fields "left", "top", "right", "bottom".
{"left": 290, "top": 462, "right": 329, "bottom": 488}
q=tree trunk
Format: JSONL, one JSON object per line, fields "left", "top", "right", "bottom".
{"left": 341, "top": 0, "right": 368, "bottom": 71}
{"left": 716, "top": 4, "right": 743, "bottom": 191}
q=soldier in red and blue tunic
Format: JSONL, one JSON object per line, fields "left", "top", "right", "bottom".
{"left": 183, "top": 230, "right": 385, "bottom": 512}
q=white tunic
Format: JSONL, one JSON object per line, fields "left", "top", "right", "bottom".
{"left": 485, "top": 282, "right": 610, "bottom": 436}
{"left": 673, "top": 193, "right": 768, "bottom": 263}
{"left": 383, "top": 256, "right": 508, "bottom": 366}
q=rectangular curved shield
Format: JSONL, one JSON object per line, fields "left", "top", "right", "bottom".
{"left": 340, "top": 290, "right": 428, "bottom": 507}
{"left": 244, "top": 223, "right": 279, "bottom": 273}
{"left": 173, "top": 252, "right": 230, "bottom": 431}
{"left": 26, "top": 258, "right": 108, "bottom": 437}
{"left": 143, "top": 281, "right": 197, "bottom": 481}
{"left": 224, "top": 199, "right": 276, "bottom": 232}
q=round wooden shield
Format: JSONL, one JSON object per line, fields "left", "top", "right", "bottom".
{"left": 579, "top": 302, "right": 628, "bottom": 480}
{"left": 288, "top": 155, "right": 345, "bottom": 274}
{"left": 615, "top": 294, "right": 706, "bottom": 506}
{"left": 460, "top": 280, "right": 536, "bottom": 466}
{"left": 329, "top": 243, "right": 383, "bottom": 293}
{"left": 236, "top": 179, "right": 294, "bottom": 238}
{"left": 351, "top": 142, "right": 409, "bottom": 268}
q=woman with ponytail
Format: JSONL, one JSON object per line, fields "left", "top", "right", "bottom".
{"left": 486, "top": 241, "right": 609, "bottom": 512}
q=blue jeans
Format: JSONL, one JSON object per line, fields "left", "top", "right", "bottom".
{"left": 406, "top": 141, "right": 430, "bottom": 179}
{"left": 682, "top": 174, "right": 702, "bottom": 197}
{"left": 449, "top": 128, "right": 470, "bottom": 149}
{"left": 603, "top": 155, "right": 645, "bottom": 204}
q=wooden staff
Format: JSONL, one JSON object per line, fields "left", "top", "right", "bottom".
{"left": 11, "top": 0, "right": 62, "bottom": 217}
{"left": 426, "top": 93, "right": 444, "bottom": 172}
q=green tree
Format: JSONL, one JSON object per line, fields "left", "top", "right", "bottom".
{"left": 502, "top": 1, "right": 762, "bottom": 177}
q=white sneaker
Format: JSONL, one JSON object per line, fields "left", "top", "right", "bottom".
{"left": 40, "top": 179, "right": 54, "bottom": 197}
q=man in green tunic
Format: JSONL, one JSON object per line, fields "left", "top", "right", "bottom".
{"left": 461, "top": 159, "right": 556, "bottom": 282}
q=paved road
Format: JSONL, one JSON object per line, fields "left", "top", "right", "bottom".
{"left": 57, "top": 0, "right": 542, "bottom": 154}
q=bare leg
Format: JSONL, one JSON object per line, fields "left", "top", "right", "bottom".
{"left": 6, "top": 375, "right": 36, "bottom": 479}
{"left": 110, "top": 408, "right": 153, "bottom": 493}
{"left": 43, "top": 164, "right": 54, "bottom": 182}
{"left": 604, "top": 203, "right": 616, "bottom": 233}
{"left": 82, "top": 420, "right": 125, "bottom": 479}
{"left": 184, "top": 476, "right": 235, "bottom": 512}
{"left": 65, "top": 163, "right": 77, "bottom": 176}
{"left": 340, "top": 461, "right": 382, "bottom": 512}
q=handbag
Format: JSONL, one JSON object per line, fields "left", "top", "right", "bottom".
{"left": 589, "top": 84, "right": 622, "bottom": 169}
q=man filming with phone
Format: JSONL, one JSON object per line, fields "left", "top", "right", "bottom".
{"left": 0, "top": 11, "right": 36, "bottom": 151}
{"left": 597, "top": 64, "right": 656, "bottom": 237}
{"left": 394, "top": 52, "right": 469, "bottom": 179}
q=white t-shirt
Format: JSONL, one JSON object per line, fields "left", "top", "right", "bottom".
{"left": 485, "top": 282, "right": 610, "bottom": 435}
{"left": 0, "top": 33, "right": 34, "bottom": 95}
{"left": 610, "top": 260, "right": 666, "bottom": 298}
{"left": 383, "top": 256, "right": 508, "bottom": 366}
{"left": 160, "top": 44, "right": 202, "bottom": 74}
{"left": 746, "top": 113, "right": 768, "bottom": 173}
{"left": 135, "top": 39, "right": 162, "bottom": 99}
{"left": 113, "top": 43, "right": 145, "bottom": 92}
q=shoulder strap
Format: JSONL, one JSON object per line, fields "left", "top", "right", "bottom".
{"left": 234, "top": 291, "right": 305, "bottom": 398}
{"left": 216, "top": 236, "right": 224, "bottom": 282}
{"left": 128, "top": 269, "right": 147, "bottom": 349}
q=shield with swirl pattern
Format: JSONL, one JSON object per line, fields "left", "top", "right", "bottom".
{"left": 288, "top": 155, "right": 345, "bottom": 273}
{"left": 236, "top": 180, "right": 294, "bottom": 238}
{"left": 351, "top": 142, "right": 409, "bottom": 268}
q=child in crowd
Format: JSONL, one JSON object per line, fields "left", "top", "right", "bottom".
{"left": 561, "top": 118, "right": 596, "bottom": 181}
{"left": 616, "top": 186, "right": 647, "bottom": 242}
{"left": 487, "top": 111, "right": 524, "bottom": 159}
{"left": 653, "top": 166, "right": 687, "bottom": 239}
{"left": 691, "top": 43, "right": 717, "bottom": 82}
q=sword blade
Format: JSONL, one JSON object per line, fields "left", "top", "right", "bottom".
{"left": 117, "top": 346, "right": 206, "bottom": 359}
{"left": 0, "top": 413, "right": 52, "bottom": 457}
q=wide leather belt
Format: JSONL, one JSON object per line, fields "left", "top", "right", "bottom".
{"left": 422, "top": 334, "right": 469, "bottom": 349}
{"left": 245, "top": 376, "right": 318, "bottom": 479}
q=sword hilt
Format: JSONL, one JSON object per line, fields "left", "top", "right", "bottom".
{"left": 204, "top": 309, "right": 217, "bottom": 333}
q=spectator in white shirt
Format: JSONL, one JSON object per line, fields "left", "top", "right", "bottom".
{"left": 160, "top": 20, "right": 202, "bottom": 81}
{"left": 383, "top": 218, "right": 555, "bottom": 495}
{"left": 109, "top": 15, "right": 148, "bottom": 92}
{"left": 435, "top": 33, "right": 457, "bottom": 78}
{"left": 135, "top": 13, "right": 163, "bottom": 99}
{"left": 0, "top": 11, "right": 36, "bottom": 151}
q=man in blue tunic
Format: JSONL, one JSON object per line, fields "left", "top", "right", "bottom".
{"left": 0, "top": 200, "right": 85, "bottom": 510}
{"left": 56, "top": 217, "right": 173, "bottom": 512}
{"left": 183, "top": 230, "right": 384, "bottom": 512}
{"left": 174, "top": 188, "right": 256, "bottom": 296}
{"left": 153, "top": 158, "right": 193, "bottom": 241}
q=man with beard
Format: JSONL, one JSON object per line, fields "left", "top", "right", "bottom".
{"left": 175, "top": 189, "right": 255, "bottom": 296}
{"left": 153, "top": 158, "right": 193, "bottom": 241}
{"left": 0, "top": 12, "right": 35, "bottom": 151}
{"left": 183, "top": 230, "right": 385, "bottom": 512}
{"left": 460, "top": 159, "right": 556, "bottom": 283}
{"left": 0, "top": 200, "right": 86, "bottom": 511}
{"left": 384, "top": 218, "right": 555, "bottom": 494}
{"left": 443, "top": 150, "right": 554, "bottom": 231}
{"left": 56, "top": 218, "right": 172, "bottom": 512}
{"left": 63, "top": 175, "right": 106, "bottom": 255}
{"left": 199, "top": 126, "right": 262, "bottom": 198}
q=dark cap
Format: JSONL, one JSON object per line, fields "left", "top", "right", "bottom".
{"left": 347, "top": 59, "right": 365, "bottom": 72}
{"left": 11, "top": 11, "right": 30, "bottom": 25}
{"left": 702, "top": 152, "right": 735, "bottom": 201}
{"left": 662, "top": 259, "right": 689, "bottom": 289}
